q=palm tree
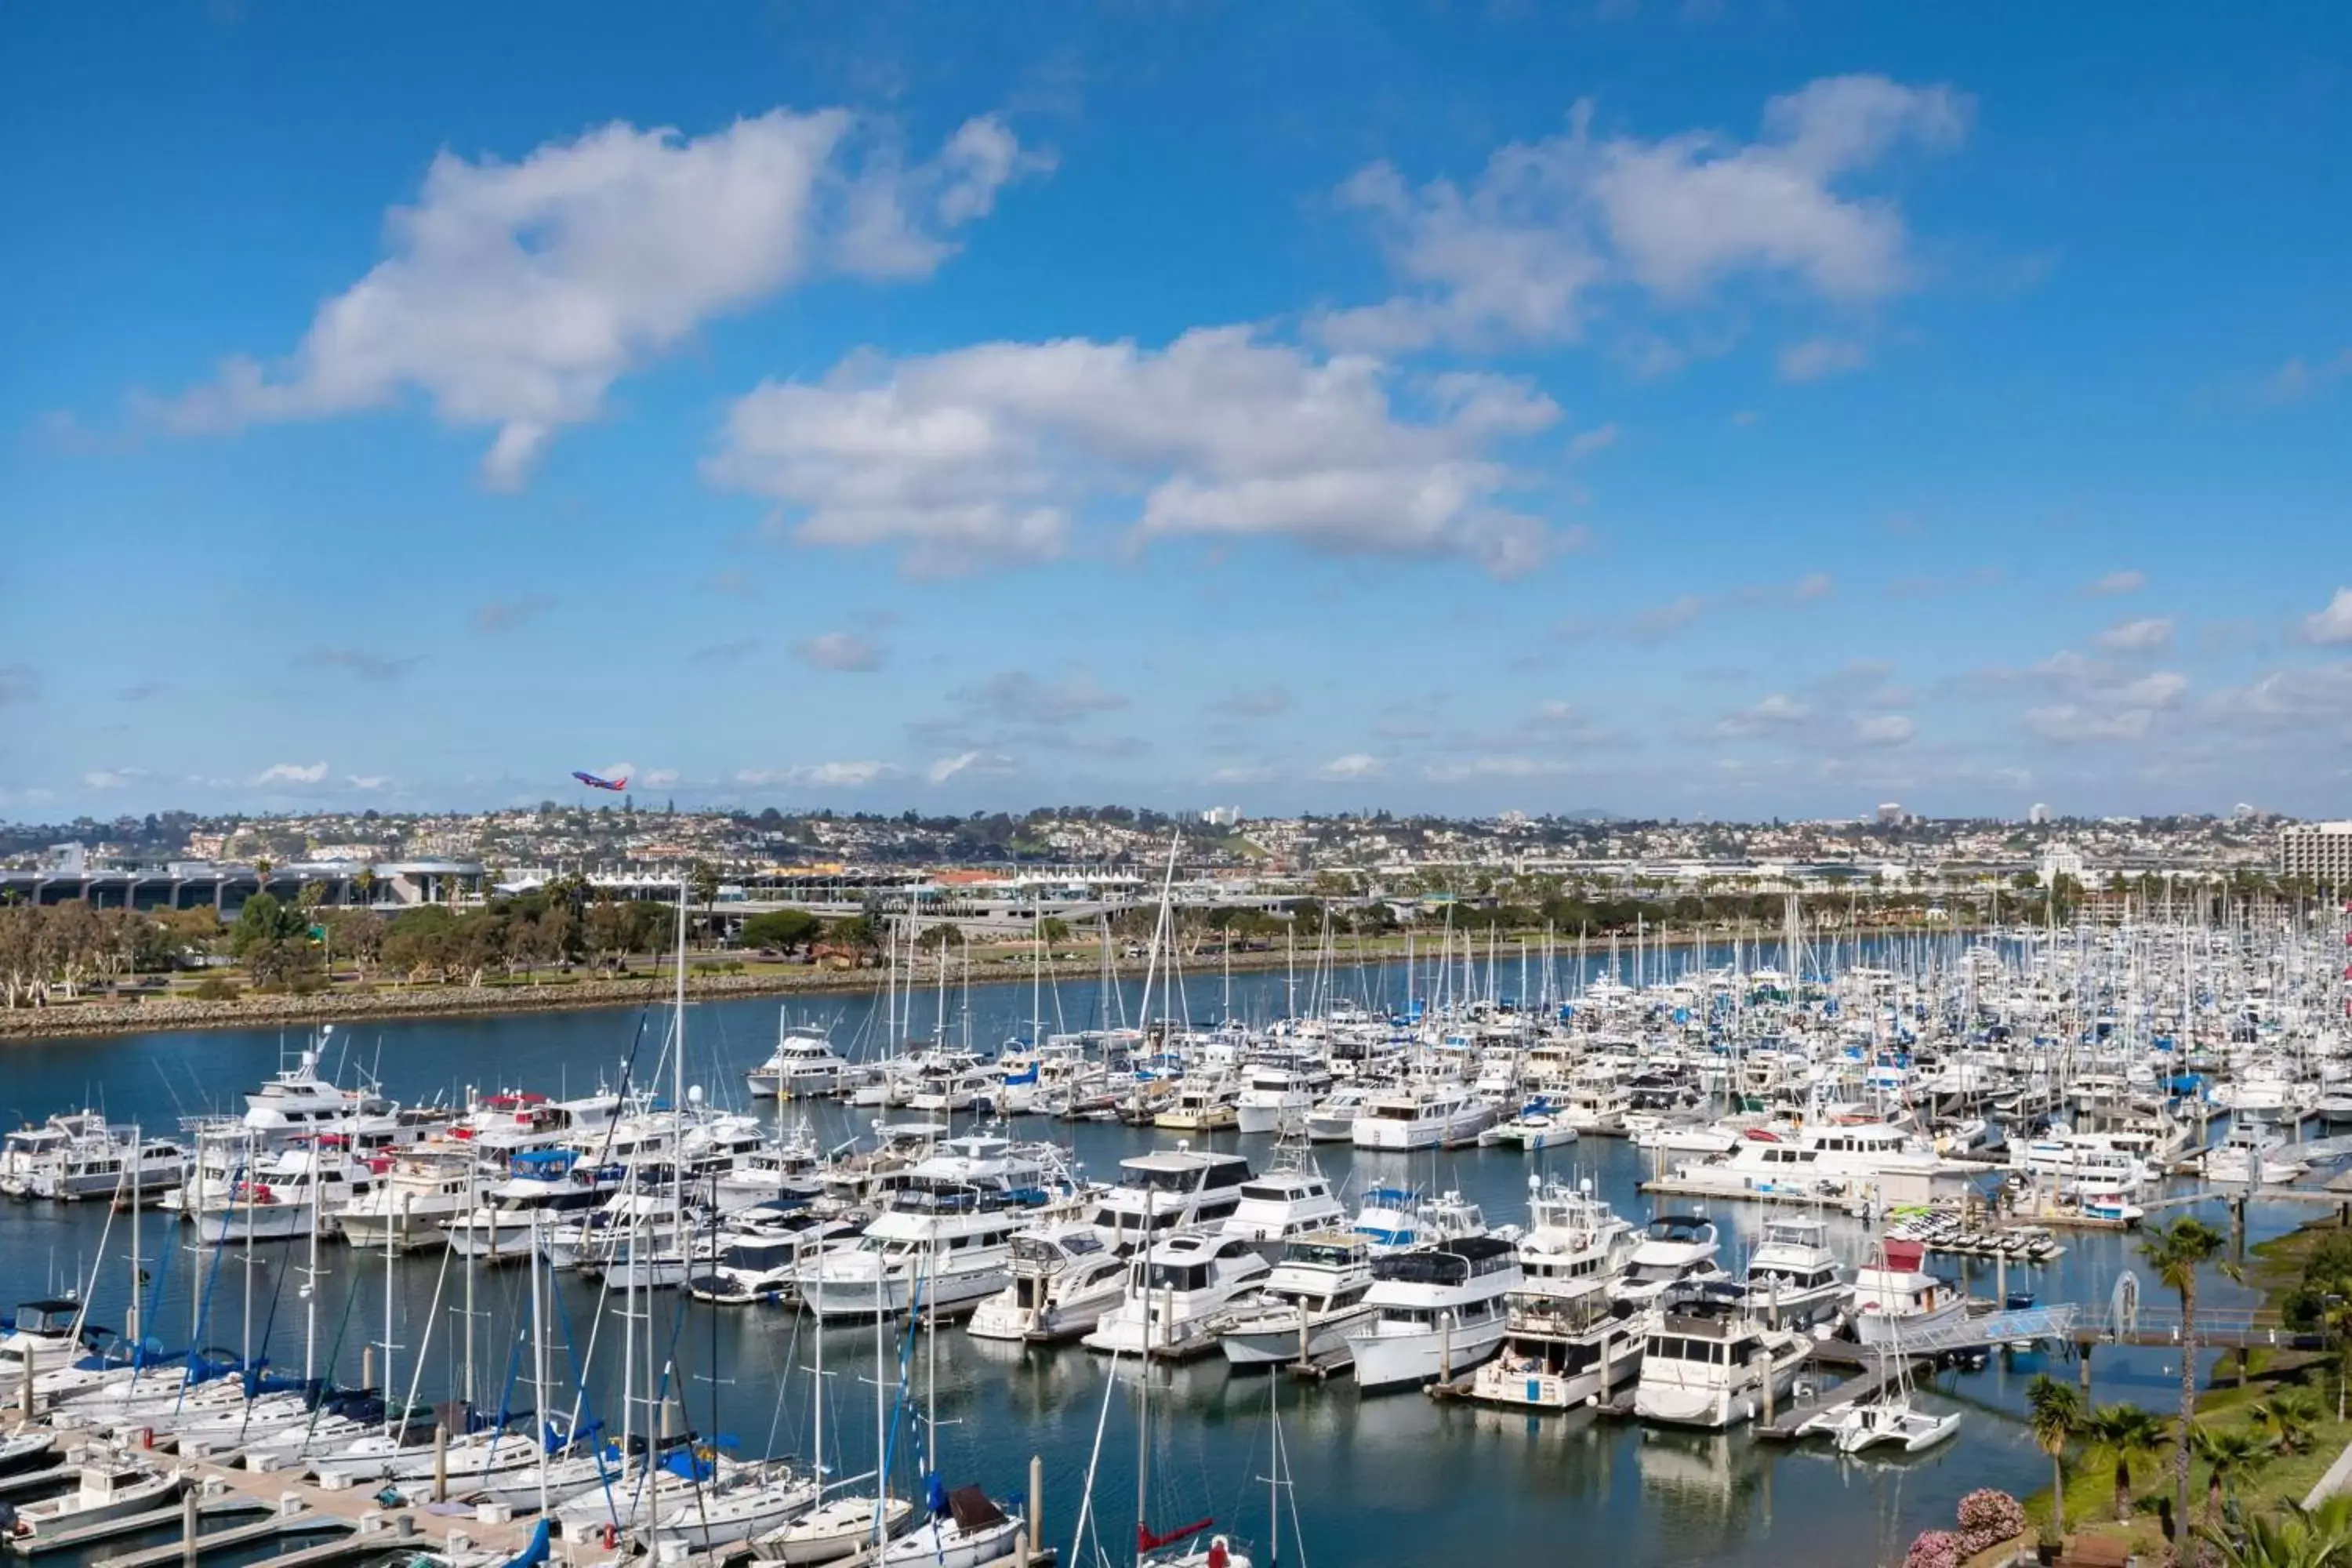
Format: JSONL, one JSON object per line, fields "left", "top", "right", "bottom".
{"left": 2030, "top": 1374, "right": 2086, "bottom": 1547}
{"left": 2086, "top": 1403, "right": 2171, "bottom": 1521}
{"left": 2323, "top": 1300, "right": 2352, "bottom": 1424}
{"left": 2143, "top": 1216, "right": 2236, "bottom": 1531}
{"left": 2194, "top": 1425, "right": 2274, "bottom": 1544}
{"left": 2253, "top": 1388, "right": 2323, "bottom": 1456}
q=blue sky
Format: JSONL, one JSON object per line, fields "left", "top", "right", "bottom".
{"left": 4, "top": 2, "right": 2349, "bottom": 822}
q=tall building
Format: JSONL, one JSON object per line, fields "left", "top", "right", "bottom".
{"left": 1875, "top": 802, "right": 1904, "bottom": 826}
{"left": 2027, "top": 802, "right": 2052, "bottom": 826}
{"left": 2279, "top": 822, "right": 2352, "bottom": 884}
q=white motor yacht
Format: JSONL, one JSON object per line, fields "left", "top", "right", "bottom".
{"left": 1302, "top": 1088, "right": 1371, "bottom": 1143}
{"left": 1083, "top": 1229, "right": 1272, "bottom": 1359}
{"left": 1468, "top": 1293, "right": 1644, "bottom": 1410}
{"left": 1634, "top": 1284, "right": 1809, "bottom": 1428}
{"left": 747, "top": 1022, "right": 852, "bottom": 1100}
{"left": 1349, "top": 1083, "right": 1495, "bottom": 1151}
{"left": 2202, "top": 1119, "right": 2307, "bottom": 1186}
{"left": 1478, "top": 1096, "right": 1580, "bottom": 1152}
{"left": 1740, "top": 1214, "right": 1853, "bottom": 1330}
{"left": 1084, "top": 1151, "right": 1254, "bottom": 1252}
{"left": 333, "top": 1150, "right": 480, "bottom": 1250}
{"left": 1609, "top": 1214, "right": 1726, "bottom": 1308}
{"left": 1233, "top": 1060, "right": 1332, "bottom": 1135}
{"left": 241, "top": 1033, "right": 391, "bottom": 1133}
{"left": 797, "top": 1135, "right": 1062, "bottom": 1319}
{"left": 1217, "top": 1229, "right": 1377, "bottom": 1369}
{"left": 1345, "top": 1234, "right": 1522, "bottom": 1392}
{"left": 1218, "top": 1160, "right": 1348, "bottom": 1256}
{"left": 0, "top": 1114, "right": 190, "bottom": 1203}
{"left": 966, "top": 1222, "right": 1128, "bottom": 1343}
{"left": 1852, "top": 1238, "right": 1967, "bottom": 1346}
{"left": 1515, "top": 1177, "right": 1637, "bottom": 1306}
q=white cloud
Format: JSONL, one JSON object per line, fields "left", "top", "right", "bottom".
{"left": 1564, "top": 422, "right": 1619, "bottom": 461}
{"left": 2025, "top": 705, "right": 2154, "bottom": 743}
{"left": 2209, "top": 662, "right": 2352, "bottom": 729}
{"left": 2096, "top": 616, "right": 2175, "bottom": 653}
{"left": 345, "top": 774, "right": 390, "bottom": 791}
{"left": 595, "top": 761, "right": 637, "bottom": 783}
{"left": 710, "top": 326, "right": 1561, "bottom": 576}
{"left": 148, "top": 111, "right": 1037, "bottom": 488}
{"left": 793, "top": 631, "right": 884, "bottom": 671}
{"left": 1422, "top": 753, "right": 1585, "bottom": 781}
{"left": 2303, "top": 587, "right": 2352, "bottom": 645}
{"left": 1777, "top": 338, "right": 1867, "bottom": 382}
{"left": 927, "top": 752, "right": 979, "bottom": 784}
{"left": 1852, "top": 713, "right": 1916, "bottom": 747}
{"left": 640, "top": 769, "right": 680, "bottom": 787}
{"left": 2087, "top": 569, "right": 2145, "bottom": 597}
{"left": 1318, "top": 753, "right": 1387, "bottom": 781}
{"left": 736, "top": 761, "right": 900, "bottom": 789}
{"left": 1320, "top": 74, "right": 1968, "bottom": 351}
{"left": 1717, "top": 693, "right": 1813, "bottom": 735}
{"left": 252, "top": 761, "right": 331, "bottom": 786}
{"left": 474, "top": 596, "right": 554, "bottom": 633}
{"left": 82, "top": 768, "right": 138, "bottom": 790}
{"left": 1790, "top": 572, "right": 1835, "bottom": 602}
{"left": 957, "top": 670, "right": 1127, "bottom": 725}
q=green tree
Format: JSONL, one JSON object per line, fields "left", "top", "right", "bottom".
{"left": 740, "top": 909, "right": 822, "bottom": 952}
{"left": 2193, "top": 1425, "right": 2274, "bottom": 1544}
{"left": 2085, "top": 1403, "right": 2171, "bottom": 1521}
{"left": 2027, "top": 1374, "right": 2085, "bottom": 1547}
{"left": 2143, "top": 1217, "right": 2238, "bottom": 1532}
{"left": 2253, "top": 1388, "right": 2322, "bottom": 1456}
{"left": 228, "top": 891, "right": 306, "bottom": 957}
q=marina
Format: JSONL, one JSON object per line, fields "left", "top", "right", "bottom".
{"left": 0, "top": 909, "right": 2346, "bottom": 1567}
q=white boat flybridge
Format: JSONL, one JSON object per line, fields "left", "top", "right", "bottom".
{"left": 242, "top": 1029, "right": 391, "bottom": 1131}
{"left": 1609, "top": 1214, "right": 1726, "bottom": 1308}
{"left": 1740, "top": 1214, "right": 1853, "bottom": 1330}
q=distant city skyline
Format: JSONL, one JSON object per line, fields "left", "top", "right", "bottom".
{"left": 4, "top": 5, "right": 2349, "bottom": 822}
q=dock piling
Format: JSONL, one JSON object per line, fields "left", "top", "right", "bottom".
{"left": 180, "top": 1487, "right": 198, "bottom": 1568}
{"left": 1028, "top": 1453, "right": 1043, "bottom": 1565}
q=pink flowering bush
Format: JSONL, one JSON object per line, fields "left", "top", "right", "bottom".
{"left": 1955, "top": 1489, "right": 2027, "bottom": 1554}
{"left": 1904, "top": 1530, "right": 1965, "bottom": 1568}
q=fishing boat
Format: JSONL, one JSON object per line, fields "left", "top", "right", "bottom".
{"left": 3, "top": 1459, "right": 182, "bottom": 1551}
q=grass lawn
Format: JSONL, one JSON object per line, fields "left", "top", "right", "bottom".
{"left": 2030, "top": 1218, "right": 2352, "bottom": 1557}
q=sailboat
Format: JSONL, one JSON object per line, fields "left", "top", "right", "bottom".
{"left": 751, "top": 1270, "right": 916, "bottom": 1565}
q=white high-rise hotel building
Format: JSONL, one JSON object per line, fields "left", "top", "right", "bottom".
{"left": 2278, "top": 822, "right": 2352, "bottom": 884}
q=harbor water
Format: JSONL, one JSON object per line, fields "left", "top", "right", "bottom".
{"left": 0, "top": 953, "right": 2285, "bottom": 1568}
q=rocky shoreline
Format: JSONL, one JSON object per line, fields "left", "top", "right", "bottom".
{"left": 0, "top": 920, "right": 1972, "bottom": 1043}
{"left": 0, "top": 947, "right": 1329, "bottom": 1041}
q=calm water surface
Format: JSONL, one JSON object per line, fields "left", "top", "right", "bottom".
{"left": 0, "top": 956, "right": 2278, "bottom": 1568}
